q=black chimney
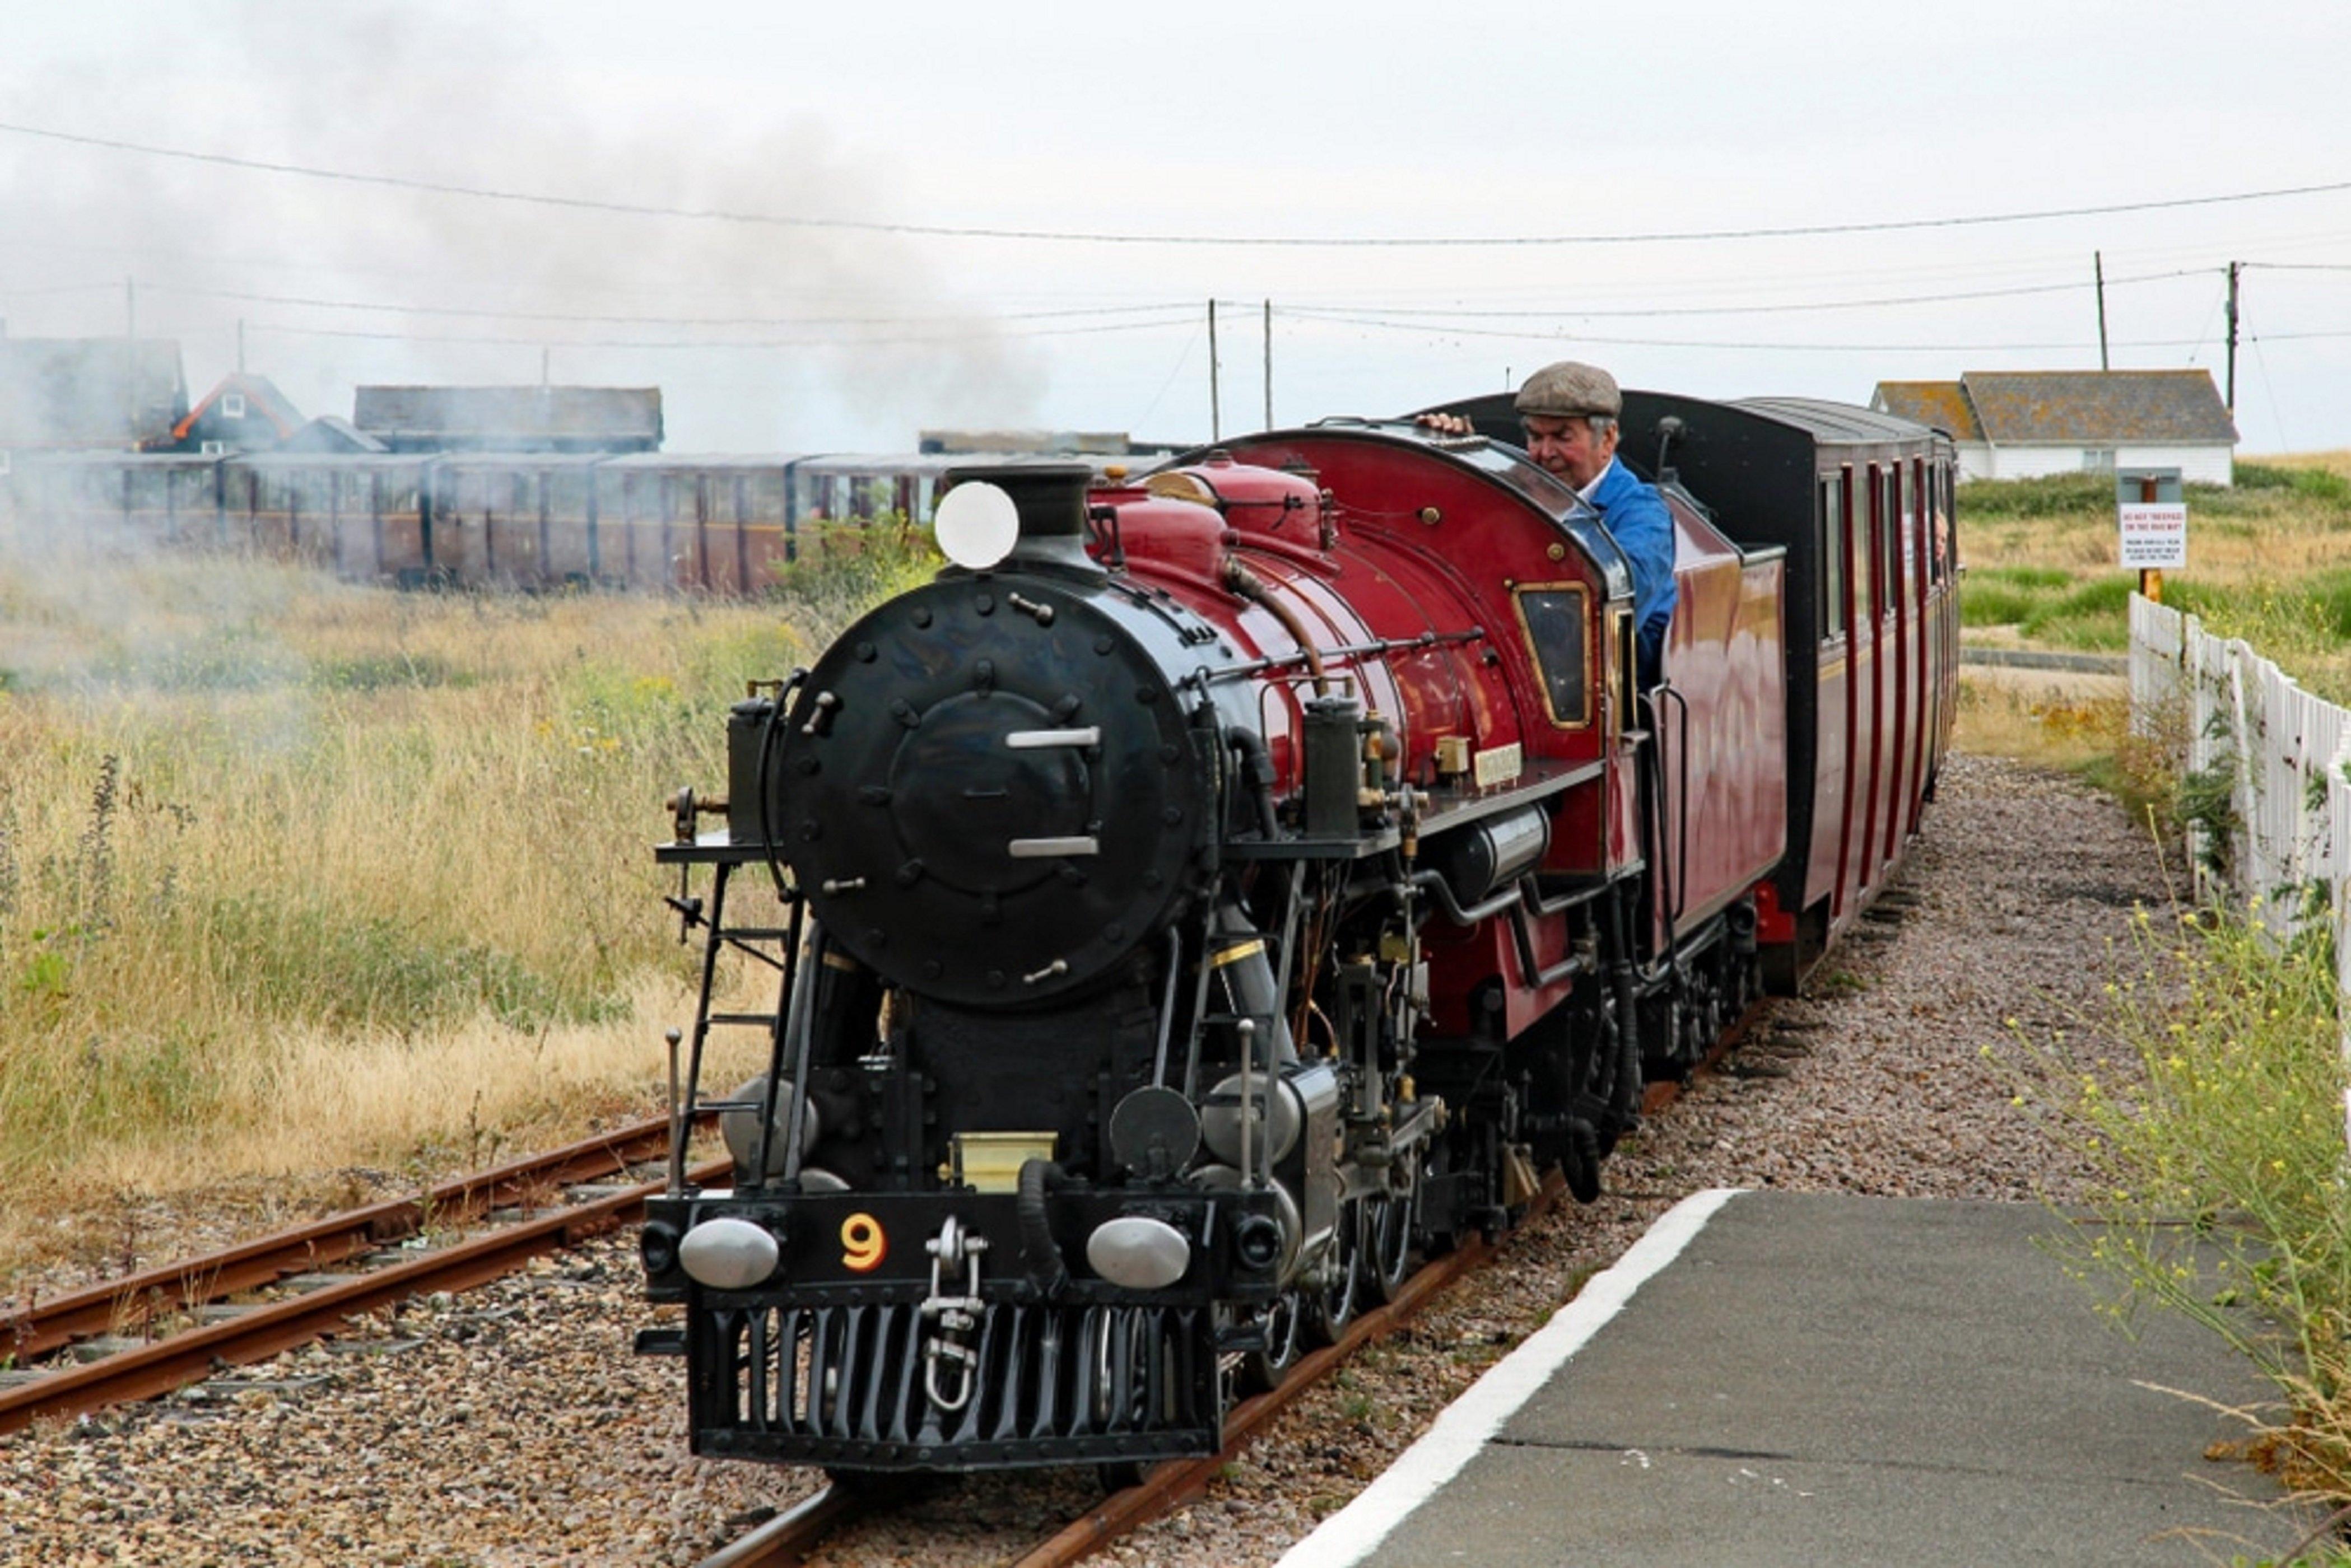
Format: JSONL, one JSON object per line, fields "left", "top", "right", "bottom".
{"left": 942, "top": 462, "right": 1098, "bottom": 573}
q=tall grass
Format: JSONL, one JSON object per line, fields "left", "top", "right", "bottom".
{"left": 0, "top": 527, "right": 916, "bottom": 1250}
{"left": 2019, "top": 904, "right": 2351, "bottom": 1535}
{"left": 1959, "top": 456, "right": 2351, "bottom": 701}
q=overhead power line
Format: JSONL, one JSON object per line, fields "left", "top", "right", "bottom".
{"left": 147, "top": 284, "right": 1195, "bottom": 328}
{"left": 1273, "top": 309, "right": 2351, "bottom": 353}
{"left": 3, "top": 119, "right": 2348, "bottom": 248}
{"left": 1269, "top": 267, "right": 2221, "bottom": 323}
{"left": 243, "top": 312, "right": 1202, "bottom": 350}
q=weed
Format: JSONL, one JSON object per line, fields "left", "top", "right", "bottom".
{"left": 2013, "top": 902, "right": 2351, "bottom": 1517}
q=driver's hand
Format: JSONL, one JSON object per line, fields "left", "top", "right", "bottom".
{"left": 1414, "top": 412, "right": 1474, "bottom": 436}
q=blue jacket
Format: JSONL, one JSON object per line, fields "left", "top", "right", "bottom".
{"left": 1586, "top": 458, "right": 1677, "bottom": 684}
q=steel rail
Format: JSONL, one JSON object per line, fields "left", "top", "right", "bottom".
{"left": 692, "top": 1482, "right": 874, "bottom": 1568}
{"left": 0, "top": 1138, "right": 725, "bottom": 1435}
{"left": 2, "top": 1114, "right": 693, "bottom": 1362}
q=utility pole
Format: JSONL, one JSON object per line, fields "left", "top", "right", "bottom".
{"left": 1261, "top": 298, "right": 1273, "bottom": 430}
{"left": 2094, "top": 251, "right": 2110, "bottom": 371}
{"left": 124, "top": 276, "right": 138, "bottom": 437}
{"left": 237, "top": 319, "right": 246, "bottom": 375}
{"left": 2223, "top": 261, "right": 2241, "bottom": 414}
{"left": 1207, "top": 298, "right": 1221, "bottom": 441}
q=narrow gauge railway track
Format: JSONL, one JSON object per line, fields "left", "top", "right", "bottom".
{"left": 0, "top": 1114, "right": 721, "bottom": 1435}
{"left": 696, "top": 1007, "right": 1761, "bottom": 1568}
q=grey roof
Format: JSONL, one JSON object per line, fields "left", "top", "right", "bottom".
{"left": 1870, "top": 371, "right": 2237, "bottom": 446}
{"left": 280, "top": 416, "right": 392, "bottom": 454}
{"left": 1958, "top": 370, "right": 2237, "bottom": 444}
{"left": 353, "top": 385, "right": 663, "bottom": 449}
{"left": 1868, "top": 381, "right": 1985, "bottom": 441}
{"left": 919, "top": 428, "right": 1135, "bottom": 455}
{"left": 0, "top": 338, "right": 188, "bottom": 449}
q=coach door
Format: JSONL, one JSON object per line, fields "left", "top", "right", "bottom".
{"left": 1882, "top": 462, "right": 1911, "bottom": 877}
{"left": 1907, "top": 456, "right": 1935, "bottom": 836}
{"left": 1812, "top": 469, "right": 1853, "bottom": 921}
{"left": 1832, "top": 464, "right": 1873, "bottom": 920}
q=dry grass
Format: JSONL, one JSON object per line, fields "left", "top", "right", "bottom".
{"left": 0, "top": 522, "right": 890, "bottom": 1270}
{"left": 1957, "top": 452, "right": 2351, "bottom": 703}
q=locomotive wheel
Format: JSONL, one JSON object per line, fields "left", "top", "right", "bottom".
{"left": 1360, "top": 1156, "right": 1418, "bottom": 1304}
{"left": 1303, "top": 1201, "right": 1361, "bottom": 1347}
{"left": 1097, "top": 1459, "right": 1153, "bottom": 1494}
{"left": 1240, "top": 1292, "right": 1303, "bottom": 1393}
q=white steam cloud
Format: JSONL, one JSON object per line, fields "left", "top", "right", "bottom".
{"left": 0, "top": 3, "right": 1046, "bottom": 450}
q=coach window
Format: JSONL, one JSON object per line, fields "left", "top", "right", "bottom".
{"left": 1849, "top": 467, "right": 1873, "bottom": 627}
{"left": 1818, "top": 477, "right": 1846, "bottom": 640}
{"left": 1877, "top": 466, "right": 1898, "bottom": 614}
{"left": 1942, "top": 464, "right": 1957, "bottom": 578}
{"left": 1900, "top": 462, "right": 1917, "bottom": 596}
{"left": 1922, "top": 461, "right": 1941, "bottom": 585}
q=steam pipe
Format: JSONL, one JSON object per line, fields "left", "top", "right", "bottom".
{"left": 1409, "top": 866, "right": 1525, "bottom": 927}
{"left": 1223, "top": 557, "right": 1329, "bottom": 697}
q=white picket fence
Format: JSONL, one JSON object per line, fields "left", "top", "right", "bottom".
{"left": 2127, "top": 592, "right": 2351, "bottom": 1148}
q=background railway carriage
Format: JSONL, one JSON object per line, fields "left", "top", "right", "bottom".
{"left": 217, "top": 451, "right": 438, "bottom": 581}
{"left": 595, "top": 454, "right": 808, "bottom": 594}
{"left": 630, "top": 393, "right": 1955, "bottom": 1482}
{"left": 426, "top": 453, "right": 608, "bottom": 590}
{"left": 0, "top": 450, "right": 227, "bottom": 550}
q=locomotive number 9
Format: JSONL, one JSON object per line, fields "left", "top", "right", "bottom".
{"left": 840, "top": 1213, "right": 886, "bottom": 1272}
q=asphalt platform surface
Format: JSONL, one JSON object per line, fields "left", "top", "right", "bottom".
{"left": 1279, "top": 1191, "right": 2303, "bottom": 1568}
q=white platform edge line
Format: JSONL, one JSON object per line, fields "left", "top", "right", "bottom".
{"left": 1272, "top": 1186, "right": 1748, "bottom": 1568}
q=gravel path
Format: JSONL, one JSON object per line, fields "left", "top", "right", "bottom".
{"left": 0, "top": 753, "right": 2167, "bottom": 1566}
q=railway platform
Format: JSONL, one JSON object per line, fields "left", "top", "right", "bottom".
{"left": 1278, "top": 1190, "right": 2305, "bottom": 1568}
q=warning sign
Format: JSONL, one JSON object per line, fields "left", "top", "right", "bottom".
{"left": 2118, "top": 502, "right": 2187, "bottom": 568}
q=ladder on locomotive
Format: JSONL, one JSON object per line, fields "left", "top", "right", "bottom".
{"left": 663, "top": 850, "right": 802, "bottom": 1156}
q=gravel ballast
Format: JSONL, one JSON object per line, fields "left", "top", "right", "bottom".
{"left": 0, "top": 754, "right": 2177, "bottom": 1566}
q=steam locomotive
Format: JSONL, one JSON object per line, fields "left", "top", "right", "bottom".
{"left": 633, "top": 390, "right": 1958, "bottom": 1480}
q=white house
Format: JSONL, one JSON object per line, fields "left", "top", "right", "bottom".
{"left": 1870, "top": 369, "right": 2238, "bottom": 486}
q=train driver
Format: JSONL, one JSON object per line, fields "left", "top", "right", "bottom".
{"left": 1423, "top": 361, "right": 1676, "bottom": 688}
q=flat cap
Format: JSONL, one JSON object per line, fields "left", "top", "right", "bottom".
{"left": 1514, "top": 361, "right": 1621, "bottom": 420}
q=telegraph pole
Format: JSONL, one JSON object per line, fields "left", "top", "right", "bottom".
{"left": 1262, "top": 298, "right": 1273, "bottom": 430}
{"left": 2223, "top": 261, "right": 2241, "bottom": 414}
{"left": 2094, "top": 251, "right": 2110, "bottom": 371}
{"left": 124, "top": 276, "right": 138, "bottom": 436}
{"left": 1207, "top": 298, "right": 1221, "bottom": 441}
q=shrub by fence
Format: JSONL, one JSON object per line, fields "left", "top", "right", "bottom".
{"left": 2129, "top": 592, "right": 2351, "bottom": 1150}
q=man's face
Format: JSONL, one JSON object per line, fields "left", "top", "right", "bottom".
{"left": 1522, "top": 414, "right": 1617, "bottom": 490}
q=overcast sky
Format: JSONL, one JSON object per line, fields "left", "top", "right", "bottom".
{"left": 2, "top": 1, "right": 2343, "bottom": 454}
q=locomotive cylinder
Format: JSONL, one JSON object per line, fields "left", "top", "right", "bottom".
{"left": 1428, "top": 805, "right": 1553, "bottom": 906}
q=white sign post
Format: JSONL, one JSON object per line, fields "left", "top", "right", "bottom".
{"left": 2118, "top": 502, "right": 2187, "bottom": 568}
{"left": 2117, "top": 468, "right": 2185, "bottom": 598}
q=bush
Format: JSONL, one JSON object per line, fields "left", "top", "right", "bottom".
{"left": 2021, "top": 576, "right": 2135, "bottom": 648}
{"left": 1959, "top": 473, "right": 2116, "bottom": 519}
{"left": 2023, "top": 904, "right": 2351, "bottom": 1519}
